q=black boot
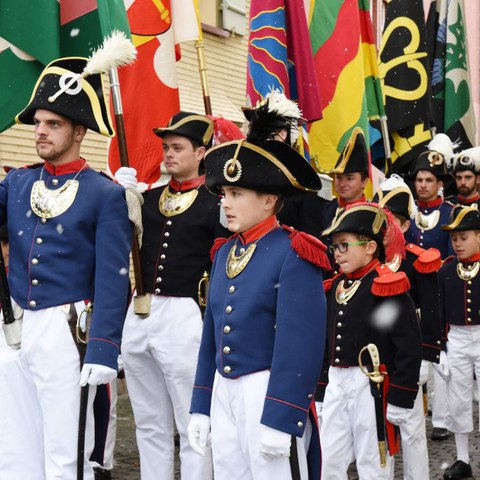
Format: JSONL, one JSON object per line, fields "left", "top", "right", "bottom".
{"left": 432, "top": 427, "right": 451, "bottom": 440}
{"left": 93, "top": 467, "right": 112, "bottom": 480}
{"left": 443, "top": 460, "right": 474, "bottom": 479}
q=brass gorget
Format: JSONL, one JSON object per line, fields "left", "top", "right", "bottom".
{"left": 415, "top": 209, "right": 440, "bottom": 231}
{"left": 30, "top": 179, "right": 79, "bottom": 219}
{"left": 335, "top": 279, "right": 361, "bottom": 304}
{"left": 159, "top": 188, "right": 198, "bottom": 217}
{"left": 457, "top": 261, "right": 480, "bottom": 281}
{"left": 226, "top": 243, "right": 256, "bottom": 279}
{"left": 385, "top": 254, "right": 402, "bottom": 273}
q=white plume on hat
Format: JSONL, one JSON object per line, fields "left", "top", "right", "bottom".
{"left": 262, "top": 88, "right": 302, "bottom": 120}
{"left": 427, "top": 133, "right": 459, "bottom": 163}
{"left": 379, "top": 174, "right": 417, "bottom": 218}
{"left": 447, "top": 146, "right": 480, "bottom": 173}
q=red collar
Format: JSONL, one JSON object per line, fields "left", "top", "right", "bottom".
{"left": 345, "top": 259, "right": 380, "bottom": 279}
{"left": 458, "top": 193, "right": 480, "bottom": 205}
{"left": 417, "top": 197, "right": 442, "bottom": 208}
{"left": 44, "top": 158, "right": 89, "bottom": 175}
{"left": 169, "top": 175, "right": 205, "bottom": 192}
{"left": 338, "top": 195, "right": 366, "bottom": 209}
{"left": 464, "top": 253, "right": 480, "bottom": 264}
{"left": 239, "top": 216, "right": 279, "bottom": 244}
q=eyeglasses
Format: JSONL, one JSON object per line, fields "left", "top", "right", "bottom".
{"left": 328, "top": 241, "right": 369, "bottom": 254}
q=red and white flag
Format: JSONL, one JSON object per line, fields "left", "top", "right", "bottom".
{"left": 108, "top": 0, "right": 199, "bottom": 185}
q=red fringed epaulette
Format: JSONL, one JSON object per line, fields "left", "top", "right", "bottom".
{"left": 323, "top": 273, "right": 341, "bottom": 293}
{"left": 21, "top": 162, "right": 43, "bottom": 170}
{"left": 210, "top": 237, "right": 230, "bottom": 262}
{"left": 282, "top": 225, "right": 331, "bottom": 270}
{"left": 371, "top": 264, "right": 410, "bottom": 297}
{"left": 405, "top": 243, "right": 442, "bottom": 273}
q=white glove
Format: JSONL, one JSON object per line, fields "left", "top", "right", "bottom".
{"left": 386, "top": 403, "right": 410, "bottom": 426}
{"left": 115, "top": 167, "right": 138, "bottom": 189}
{"left": 187, "top": 413, "right": 211, "bottom": 456}
{"left": 433, "top": 351, "right": 450, "bottom": 381}
{"left": 259, "top": 425, "right": 291, "bottom": 460}
{"left": 117, "top": 354, "right": 124, "bottom": 373}
{"left": 80, "top": 364, "right": 117, "bottom": 386}
{"left": 418, "top": 360, "right": 430, "bottom": 385}
{"left": 315, "top": 401, "right": 323, "bottom": 418}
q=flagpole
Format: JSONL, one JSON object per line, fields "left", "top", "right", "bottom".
{"left": 109, "top": 66, "right": 148, "bottom": 315}
{"left": 193, "top": 1, "right": 212, "bottom": 115}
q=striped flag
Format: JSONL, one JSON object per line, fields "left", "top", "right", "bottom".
{"left": 246, "top": 0, "right": 321, "bottom": 124}
{"left": 307, "top": 0, "right": 384, "bottom": 172}
{"left": 427, "top": 0, "right": 476, "bottom": 149}
{"left": 107, "top": 0, "right": 199, "bottom": 185}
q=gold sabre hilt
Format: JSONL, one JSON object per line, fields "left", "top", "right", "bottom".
{"left": 198, "top": 271, "right": 210, "bottom": 307}
{"left": 358, "top": 343, "right": 386, "bottom": 388}
{"left": 358, "top": 343, "right": 387, "bottom": 467}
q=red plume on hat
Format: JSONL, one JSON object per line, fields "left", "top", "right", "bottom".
{"left": 207, "top": 115, "right": 245, "bottom": 145}
{"left": 382, "top": 206, "right": 406, "bottom": 262}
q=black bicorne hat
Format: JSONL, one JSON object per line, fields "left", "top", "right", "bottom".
{"left": 447, "top": 147, "right": 480, "bottom": 175}
{"left": 204, "top": 139, "right": 321, "bottom": 196}
{"left": 409, "top": 133, "right": 456, "bottom": 179}
{"left": 442, "top": 206, "right": 480, "bottom": 231}
{"left": 372, "top": 176, "right": 415, "bottom": 220}
{"left": 16, "top": 57, "right": 114, "bottom": 137}
{"left": 153, "top": 111, "right": 214, "bottom": 148}
{"left": 322, "top": 203, "right": 388, "bottom": 259}
{"left": 330, "top": 127, "right": 369, "bottom": 176}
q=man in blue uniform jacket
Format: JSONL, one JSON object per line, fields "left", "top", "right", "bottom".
{"left": 0, "top": 57, "right": 132, "bottom": 480}
{"left": 188, "top": 122, "right": 330, "bottom": 479}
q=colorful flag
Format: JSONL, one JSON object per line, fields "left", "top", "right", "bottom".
{"left": 379, "top": 0, "right": 433, "bottom": 174}
{"left": 427, "top": 0, "right": 476, "bottom": 149}
{"left": 307, "top": 0, "right": 384, "bottom": 172}
{"left": 246, "top": 0, "right": 321, "bottom": 123}
{"left": 107, "top": 0, "right": 199, "bottom": 185}
{"left": 0, "top": 0, "right": 130, "bottom": 133}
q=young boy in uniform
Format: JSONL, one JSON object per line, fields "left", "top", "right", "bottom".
{"left": 188, "top": 127, "right": 330, "bottom": 479}
{"left": 320, "top": 202, "right": 422, "bottom": 479}
{"left": 373, "top": 176, "right": 442, "bottom": 479}
{"left": 439, "top": 206, "right": 480, "bottom": 480}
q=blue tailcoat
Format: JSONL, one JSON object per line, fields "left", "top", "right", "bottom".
{"left": 191, "top": 227, "right": 326, "bottom": 437}
{"left": 0, "top": 165, "right": 132, "bottom": 368}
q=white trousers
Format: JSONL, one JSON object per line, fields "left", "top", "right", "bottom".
{"left": 0, "top": 304, "right": 96, "bottom": 480}
{"left": 210, "top": 370, "right": 309, "bottom": 480}
{"left": 321, "top": 367, "right": 394, "bottom": 480}
{"left": 399, "top": 387, "right": 429, "bottom": 480}
{"left": 431, "top": 367, "right": 449, "bottom": 429}
{"left": 122, "top": 295, "right": 212, "bottom": 480}
{"left": 446, "top": 325, "right": 480, "bottom": 433}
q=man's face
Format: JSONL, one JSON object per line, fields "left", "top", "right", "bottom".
{"left": 333, "top": 172, "right": 367, "bottom": 203}
{"left": 414, "top": 170, "right": 442, "bottom": 202}
{"left": 162, "top": 134, "right": 205, "bottom": 182}
{"left": 33, "top": 109, "right": 84, "bottom": 164}
{"left": 455, "top": 170, "right": 479, "bottom": 198}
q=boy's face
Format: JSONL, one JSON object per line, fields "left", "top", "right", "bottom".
{"left": 333, "top": 172, "right": 367, "bottom": 204}
{"left": 450, "top": 230, "right": 480, "bottom": 261}
{"left": 221, "top": 186, "right": 278, "bottom": 234}
{"left": 331, "top": 232, "right": 377, "bottom": 274}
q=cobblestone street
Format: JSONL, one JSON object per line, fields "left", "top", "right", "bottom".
{"left": 112, "top": 384, "right": 480, "bottom": 479}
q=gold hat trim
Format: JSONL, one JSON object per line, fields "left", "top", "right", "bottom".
{"left": 377, "top": 186, "right": 413, "bottom": 217}
{"left": 330, "top": 126, "right": 364, "bottom": 174}
{"left": 16, "top": 57, "right": 113, "bottom": 137}
{"left": 205, "top": 139, "right": 316, "bottom": 192}
{"left": 154, "top": 115, "right": 214, "bottom": 145}
{"left": 442, "top": 206, "right": 478, "bottom": 231}
{"left": 322, "top": 204, "right": 387, "bottom": 236}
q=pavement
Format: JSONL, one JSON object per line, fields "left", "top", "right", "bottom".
{"left": 112, "top": 381, "right": 480, "bottom": 479}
